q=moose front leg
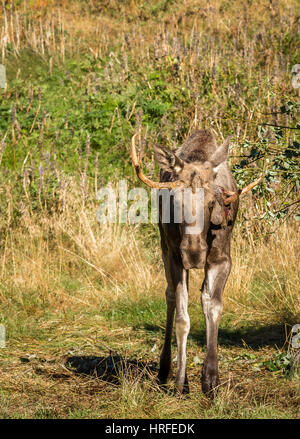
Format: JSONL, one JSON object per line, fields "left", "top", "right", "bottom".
{"left": 159, "top": 252, "right": 190, "bottom": 394}
{"left": 201, "top": 256, "right": 231, "bottom": 398}
{"left": 174, "top": 268, "right": 190, "bottom": 394}
{"left": 158, "top": 286, "right": 176, "bottom": 385}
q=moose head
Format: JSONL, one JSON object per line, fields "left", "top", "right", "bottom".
{"left": 131, "top": 134, "right": 261, "bottom": 269}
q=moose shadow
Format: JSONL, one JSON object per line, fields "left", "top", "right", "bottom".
{"left": 60, "top": 324, "right": 288, "bottom": 383}
{"left": 64, "top": 354, "right": 159, "bottom": 383}
{"left": 144, "top": 322, "right": 288, "bottom": 349}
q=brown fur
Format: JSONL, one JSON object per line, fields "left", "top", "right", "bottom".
{"left": 155, "top": 129, "right": 239, "bottom": 397}
{"left": 176, "top": 129, "right": 218, "bottom": 162}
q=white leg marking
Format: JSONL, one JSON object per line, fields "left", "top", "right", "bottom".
{"left": 211, "top": 302, "right": 223, "bottom": 323}
{"left": 207, "top": 267, "right": 218, "bottom": 296}
{"left": 175, "top": 273, "right": 190, "bottom": 388}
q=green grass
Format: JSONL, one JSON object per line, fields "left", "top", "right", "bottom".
{"left": 1, "top": 0, "right": 299, "bottom": 229}
{"left": 104, "top": 297, "right": 167, "bottom": 329}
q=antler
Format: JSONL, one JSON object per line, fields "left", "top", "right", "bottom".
{"left": 222, "top": 176, "right": 262, "bottom": 205}
{"left": 131, "top": 134, "right": 182, "bottom": 189}
{"left": 131, "top": 133, "right": 262, "bottom": 199}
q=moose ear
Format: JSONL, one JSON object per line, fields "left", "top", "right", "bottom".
{"left": 210, "top": 137, "right": 230, "bottom": 169}
{"left": 153, "top": 145, "right": 184, "bottom": 173}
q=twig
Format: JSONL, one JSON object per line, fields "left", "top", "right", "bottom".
{"left": 273, "top": 199, "right": 300, "bottom": 214}
{"left": 257, "top": 123, "right": 300, "bottom": 130}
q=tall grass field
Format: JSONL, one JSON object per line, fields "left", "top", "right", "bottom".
{"left": 0, "top": 0, "right": 299, "bottom": 419}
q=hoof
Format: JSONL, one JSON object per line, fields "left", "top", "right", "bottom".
{"left": 201, "top": 364, "right": 219, "bottom": 399}
{"left": 201, "top": 375, "right": 219, "bottom": 399}
{"left": 158, "top": 370, "right": 171, "bottom": 387}
{"left": 157, "top": 371, "right": 173, "bottom": 394}
{"left": 175, "top": 383, "right": 190, "bottom": 396}
{"left": 175, "top": 374, "right": 190, "bottom": 396}
{"left": 158, "top": 359, "right": 173, "bottom": 386}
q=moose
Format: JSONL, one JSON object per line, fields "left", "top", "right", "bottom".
{"left": 130, "top": 129, "right": 261, "bottom": 397}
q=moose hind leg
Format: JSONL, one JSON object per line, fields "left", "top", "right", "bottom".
{"left": 201, "top": 258, "right": 231, "bottom": 398}
{"left": 175, "top": 269, "right": 190, "bottom": 394}
{"left": 158, "top": 287, "right": 175, "bottom": 385}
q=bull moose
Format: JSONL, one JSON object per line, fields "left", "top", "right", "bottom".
{"left": 130, "top": 129, "right": 261, "bottom": 397}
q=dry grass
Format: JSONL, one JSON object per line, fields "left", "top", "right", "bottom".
{"left": 0, "top": 335, "right": 299, "bottom": 418}
{"left": 1, "top": 180, "right": 299, "bottom": 321}
{"left": 0, "top": 182, "right": 299, "bottom": 418}
{"left": 226, "top": 221, "right": 300, "bottom": 324}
